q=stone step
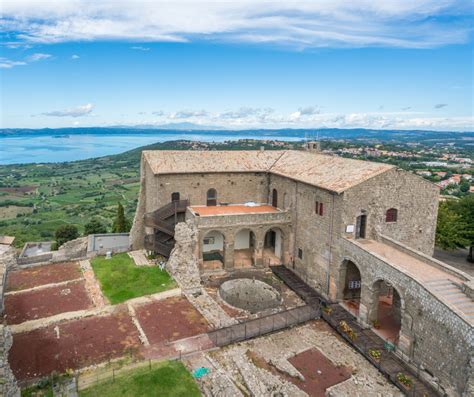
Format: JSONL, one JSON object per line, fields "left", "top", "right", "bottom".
{"left": 425, "top": 279, "right": 454, "bottom": 286}
{"left": 437, "top": 288, "right": 464, "bottom": 295}
{"left": 444, "top": 293, "right": 468, "bottom": 301}
{"left": 455, "top": 301, "right": 474, "bottom": 309}
{"left": 447, "top": 297, "right": 472, "bottom": 305}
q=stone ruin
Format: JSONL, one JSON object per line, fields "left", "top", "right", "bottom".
{"left": 219, "top": 278, "right": 282, "bottom": 313}
{"left": 166, "top": 220, "right": 202, "bottom": 293}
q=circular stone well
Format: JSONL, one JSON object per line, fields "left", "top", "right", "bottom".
{"left": 219, "top": 278, "right": 281, "bottom": 313}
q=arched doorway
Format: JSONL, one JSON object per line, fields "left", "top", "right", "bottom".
{"left": 272, "top": 189, "right": 278, "bottom": 208}
{"left": 207, "top": 188, "right": 217, "bottom": 206}
{"left": 263, "top": 227, "right": 283, "bottom": 266}
{"left": 371, "top": 280, "right": 402, "bottom": 344}
{"left": 202, "top": 230, "right": 225, "bottom": 271}
{"left": 171, "top": 192, "right": 180, "bottom": 202}
{"left": 234, "top": 229, "right": 256, "bottom": 268}
{"left": 341, "top": 260, "right": 362, "bottom": 316}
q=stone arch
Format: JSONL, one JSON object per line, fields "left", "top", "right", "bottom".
{"left": 369, "top": 278, "right": 405, "bottom": 345}
{"left": 233, "top": 228, "right": 257, "bottom": 268}
{"left": 201, "top": 229, "right": 225, "bottom": 271}
{"left": 339, "top": 259, "right": 363, "bottom": 316}
{"left": 263, "top": 226, "right": 285, "bottom": 266}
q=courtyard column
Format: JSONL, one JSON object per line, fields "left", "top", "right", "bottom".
{"left": 254, "top": 229, "right": 265, "bottom": 268}
{"left": 224, "top": 231, "right": 235, "bottom": 270}
{"left": 359, "top": 282, "right": 377, "bottom": 328}
{"left": 396, "top": 312, "right": 414, "bottom": 360}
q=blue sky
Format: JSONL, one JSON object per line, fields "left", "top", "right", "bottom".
{"left": 1, "top": 1, "right": 473, "bottom": 130}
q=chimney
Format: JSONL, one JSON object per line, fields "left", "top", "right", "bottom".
{"left": 305, "top": 141, "right": 320, "bottom": 153}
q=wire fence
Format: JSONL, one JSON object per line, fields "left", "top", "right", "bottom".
{"left": 208, "top": 303, "right": 320, "bottom": 347}
{"left": 77, "top": 358, "right": 171, "bottom": 392}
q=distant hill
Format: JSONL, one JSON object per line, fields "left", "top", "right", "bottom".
{"left": 1, "top": 126, "right": 473, "bottom": 147}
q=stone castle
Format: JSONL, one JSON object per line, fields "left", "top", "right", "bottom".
{"left": 130, "top": 143, "right": 473, "bottom": 396}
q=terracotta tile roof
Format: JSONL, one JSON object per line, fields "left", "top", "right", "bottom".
{"left": 143, "top": 150, "right": 285, "bottom": 174}
{"left": 143, "top": 150, "right": 394, "bottom": 193}
{"left": 269, "top": 151, "right": 394, "bottom": 193}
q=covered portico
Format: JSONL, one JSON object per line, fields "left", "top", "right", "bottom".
{"left": 187, "top": 204, "right": 292, "bottom": 273}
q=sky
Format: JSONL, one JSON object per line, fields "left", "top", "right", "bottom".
{"left": 0, "top": 0, "right": 473, "bottom": 131}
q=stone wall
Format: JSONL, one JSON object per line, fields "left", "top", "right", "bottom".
{"left": 268, "top": 174, "right": 343, "bottom": 296}
{"left": 338, "top": 238, "right": 473, "bottom": 397}
{"left": 130, "top": 157, "right": 270, "bottom": 249}
{"left": 340, "top": 168, "right": 438, "bottom": 255}
{"left": 0, "top": 248, "right": 20, "bottom": 397}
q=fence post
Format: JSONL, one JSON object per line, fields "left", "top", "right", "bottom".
{"left": 112, "top": 368, "right": 115, "bottom": 382}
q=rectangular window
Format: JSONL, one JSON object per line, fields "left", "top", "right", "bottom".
{"left": 319, "top": 203, "right": 324, "bottom": 216}
{"left": 348, "top": 280, "right": 361, "bottom": 289}
{"left": 298, "top": 248, "right": 303, "bottom": 259}
{"left": 203, "top": 237, "right": 215, "bottom": 245}
{"left": 315, "top": 201, "right": 319, "bottom": 214}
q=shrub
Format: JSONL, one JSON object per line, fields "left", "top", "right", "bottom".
{"left": 55, "top": 224, "right": 79, "bottom": 247}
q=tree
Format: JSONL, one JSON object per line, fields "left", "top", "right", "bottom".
{"left": 84, "top": 218, "right": 107, "bottom": 235}
{"left": 459, "top": 179, "right": 470, "bottom": 193}
{"left": 436, "top": 196, "right": 474, "bottom": 263}
{"left": 55, "top": 224, "right": 79, "bottom": 247}
{"left": 451, "top": 195, "right": 474, "bottom": 262}
{"left": 112, "top": 202, "right": 131, "bottom": 233}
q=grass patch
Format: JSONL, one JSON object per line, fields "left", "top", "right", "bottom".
{"left": 91, "top": 253, "right": 176, "bottom": 304}
{"left": 80, "top": 361, "right": 200, "bottom": 397}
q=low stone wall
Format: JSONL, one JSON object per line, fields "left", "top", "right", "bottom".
{"left": 379, "top": 234, "right": 471, "bottom": 282}
{"left": 0, "top": 248, "right": 20, "bottom": 396}
{"left": 87, "top": 233, "right": 131, "bottom": 256}
{"left": 16, "top": 252, "right": 53, "bottom": 266}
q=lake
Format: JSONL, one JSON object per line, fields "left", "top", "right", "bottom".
{"left": 0, "top": 130, "right": 305, "bottom": 165}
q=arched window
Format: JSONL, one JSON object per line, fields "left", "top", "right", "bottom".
{"left": 207, "top": 188, "right": 217, "bottom": 206}
{"left": 272, "top": 189, "right": 278, "bottom": 207}
{"left": 386, "top": 208, "right": 398, "bottom": 223}
{"left": 171, "top": 192, "right": 180, "bottom": 202}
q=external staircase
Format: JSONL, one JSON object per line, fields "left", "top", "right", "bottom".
{"left": 144, "top": 199, "right": 189, "bottom": 257}
{"left": 424, "top": 278, "right": 474, "bottom": 321}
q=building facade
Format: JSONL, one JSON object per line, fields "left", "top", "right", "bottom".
{"left": 131, "top": 145, "right": 473, "bottom": 396}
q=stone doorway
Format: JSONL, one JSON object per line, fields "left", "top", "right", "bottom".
{"left": 341, "top": 260, "right": 362, "bottom": 317}
{"left": 234, "top": 229, "right": 256, "bottom": 269}
{"left": 371, "top": 280, "right": 402, "bottom": 344}
{"left": 202, "top": 230, "right": 225, "bottom": 271}
{"left": 263, "top": 228, "right": 283, "bottom": 266}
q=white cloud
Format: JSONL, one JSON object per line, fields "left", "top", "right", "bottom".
{"left": 0, "top": 57, "right": 26, "bottom": 68}
{"left": 0, "top": 1, "right": 471, "bottom": 48}
{"left": 42, "top": 103, "right": 94, "bottom": 117}
{"left": 142, "top": 107, "right": 473, "bottom": 131}
{"left": 171, "top": 109, "right": 208, "bottom": 119}
{"left": 131, "top": 46, "right": 150, "bottom": 51}
{"left": 27, "top": 53, "right": 52, "bottom": 61}
{"left": 71, "top": 54, "right": 80, "bottom": 59}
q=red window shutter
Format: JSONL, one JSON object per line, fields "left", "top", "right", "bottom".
{"left": 319, "top": 203, "right": 324, "bottom": 216}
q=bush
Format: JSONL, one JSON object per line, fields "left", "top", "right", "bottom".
{"left": 55, "top": 224, "right": 79, "bottom": 247}
{"left": 84, "top": 218, "right": 108, "bottom": 235}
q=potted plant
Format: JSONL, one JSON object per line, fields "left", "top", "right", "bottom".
{"left": 397, "top": 372, "right": 413, "bottom": 389}
{"left": 368, "top": 348, "right": 381, "bottom": 361}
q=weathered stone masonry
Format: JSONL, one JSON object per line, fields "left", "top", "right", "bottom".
{"left": 131, "top": 147, "right": 473, "bottom": 396}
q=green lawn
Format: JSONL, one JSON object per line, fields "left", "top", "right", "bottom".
{"left": 80, "top": 361, "right": 200, "bottom": 397}
{"left": 91, "top": 253, "right": 176, "bottom": 304}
